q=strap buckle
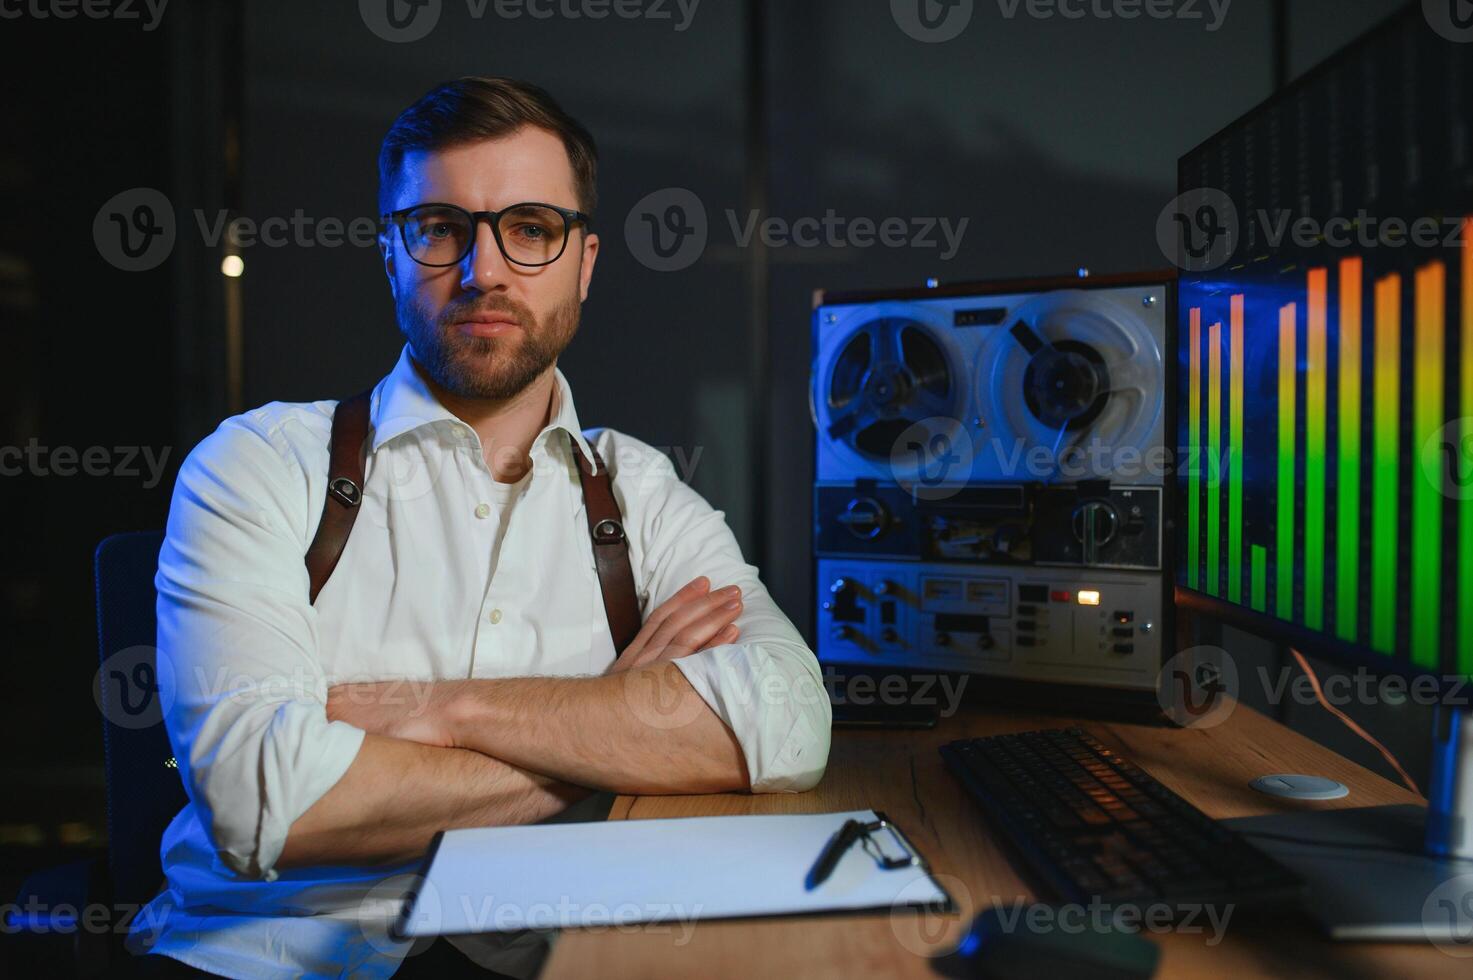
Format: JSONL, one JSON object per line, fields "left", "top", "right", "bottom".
{"left": 328, "top": 477, "right": 362, "bottom": 508}
{"left": 592, "top": 518, "right": 625, "bottom": 545}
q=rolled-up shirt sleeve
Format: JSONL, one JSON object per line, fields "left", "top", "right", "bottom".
{"left": 611, "top": 436, "right": 832, "bottom": 793}
{"left": 157, "top": 411, "right": 365, "bottom": 881}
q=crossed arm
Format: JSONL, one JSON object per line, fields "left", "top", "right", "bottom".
{"left": 278, "top": 577, "right": 749, "bottom": 869}
{"left": 161, "top": 421, "right": 830, "bottom": 880}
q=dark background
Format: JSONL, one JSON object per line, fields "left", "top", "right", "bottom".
{"left": 0, "top": 0, "right": 1428, "bottom": 955}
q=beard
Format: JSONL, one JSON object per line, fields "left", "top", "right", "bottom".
{"left": 397, "top": 286, "right": 581, "bottom": 401}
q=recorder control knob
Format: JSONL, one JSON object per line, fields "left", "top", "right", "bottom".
{"left": 1072, "top": 501, "right": 1120, "bottom": 565}
{"left": 836, "top": 496, "right": 890, "bottom": 540}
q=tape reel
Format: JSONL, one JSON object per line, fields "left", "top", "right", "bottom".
{"left": 973, "top": 289, "right": 1163, "bottom": 477}
{"left": 814, "top": 302, "right": 966, "bottom": 476}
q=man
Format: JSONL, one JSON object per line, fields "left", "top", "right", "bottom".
{"left": 128, "top": 76, "right": 831, "bottom": 978}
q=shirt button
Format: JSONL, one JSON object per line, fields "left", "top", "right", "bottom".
{"left": 474, "top": 503, "right": 491, "bottom": 519}
{"left": 489, "top": 608, "right": 503, "bottom": 624}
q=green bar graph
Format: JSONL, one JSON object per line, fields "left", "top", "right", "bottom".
{"left": 1371, "top": 275, "right": 1400, "bottom": 654}
{"left": 1207, "top": 320, "right": 1222, "bottom": 597}
{"left": 1304, "top": 269, "right": 1328, "bottom": 630}
{"left": 1251, "top": 544, "right": 1268, "bottom": 613}
{"left": 1188, "top": 308, "right": 1201, "bottom": 592}
{"left": 1336, "top": 258, "right": 1363, "bottom": 642}
{"left": 1277, "top": 304, "right": 1297, "bottom": 621}
{"left": 1411, "top": 262, "right": 1444, "bottom": 669}
{"left": 1228, "top": 296, "right": 1244, "bottom": 604}
{"left": 1463, "top": 220, "right": 1473, "bottom": 676}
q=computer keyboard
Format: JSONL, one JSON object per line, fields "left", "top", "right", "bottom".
{"left": 940, "top": 727, "right": 1304, "bottom": 909}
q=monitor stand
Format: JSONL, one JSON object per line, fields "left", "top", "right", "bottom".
{"left": 1224, "top": 705, "right": 1473, "bottom": 943}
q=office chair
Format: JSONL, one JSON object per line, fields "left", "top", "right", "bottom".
{"left": 9, "top": 530, "right": 185, "bottom": 975}
{"left": 93, "top": 529, "right": 188, "bottom": 910}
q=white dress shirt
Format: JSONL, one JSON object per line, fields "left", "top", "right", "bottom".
{"left": 126, "top": 346, "right": 832, "bottom": 978}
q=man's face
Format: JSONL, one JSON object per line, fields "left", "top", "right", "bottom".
{"left": 381, "top": 125, "right": 599, "bottom": 401}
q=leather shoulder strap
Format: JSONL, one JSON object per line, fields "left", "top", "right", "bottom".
{"left": 569, "top": 431, "right": 643, "bottom": 657}
{"left": 305, "top": 390, "right": 373, "bottom": 605}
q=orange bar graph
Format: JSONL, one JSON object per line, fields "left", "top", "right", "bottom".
{"left": 1304, "top": 269, "right": 1328, "bottom": 630}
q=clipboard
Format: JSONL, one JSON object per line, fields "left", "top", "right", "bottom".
{"left": 393, "top": 808, "right": 954, "bottom": 938}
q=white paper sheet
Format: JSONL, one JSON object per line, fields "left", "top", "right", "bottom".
{"left": 395, "top": 808, "right": 951, "bottom": 936}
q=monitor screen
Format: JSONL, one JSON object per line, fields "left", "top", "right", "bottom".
{"left": 1174, "top": 7, "right": 1473, "bottom": 679}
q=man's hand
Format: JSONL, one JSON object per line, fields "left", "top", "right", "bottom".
{"left": 326, "top": 678, "right": 461, "bottom": 747}
{"left": 605, "top": 575, "right": 743, "bottom": 675}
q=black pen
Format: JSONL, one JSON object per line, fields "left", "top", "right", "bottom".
{"left": 805, "top": 819, "right": 862, "bottom": 890}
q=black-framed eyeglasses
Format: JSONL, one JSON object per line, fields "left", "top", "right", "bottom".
{"left": 381, "top": 201, "right": 591, "bottom": 268}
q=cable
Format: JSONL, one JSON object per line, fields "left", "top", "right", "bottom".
{"left": 1288, "top": 647, "right": 1421, "bottom": 797}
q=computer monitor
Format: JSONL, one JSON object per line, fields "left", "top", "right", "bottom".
{"left": 1171, "top": 4, "right": 1472, "bottom": 938}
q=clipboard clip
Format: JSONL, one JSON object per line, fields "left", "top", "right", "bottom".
{"left": 805, "top": 812, "right": 927, "bottom": 890}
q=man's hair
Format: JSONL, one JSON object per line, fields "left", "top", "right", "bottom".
{"left": 377, "top": 76, "right": 598, "bottom": 216}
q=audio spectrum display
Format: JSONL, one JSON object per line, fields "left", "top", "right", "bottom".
{"left": 1175, "top": 8, "right": 1473, "bottom": 678}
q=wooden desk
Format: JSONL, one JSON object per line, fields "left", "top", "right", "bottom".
{"left": 542, "top": 699, "right": 1465, "bottom": 979}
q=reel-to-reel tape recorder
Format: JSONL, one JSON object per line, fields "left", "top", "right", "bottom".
{"left": 812, "top": 272, "right": 1174, "bottom": 699}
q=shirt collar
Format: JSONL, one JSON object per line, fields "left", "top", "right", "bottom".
{"left": 370, "top": 345, "right": 599, "bottom": 474}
